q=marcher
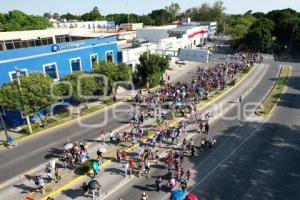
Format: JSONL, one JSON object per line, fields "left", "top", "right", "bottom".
{"left": 129, "top": 158, "right": 135, "bottom": 177}
{"left": 92, "top": 160, "right": 100, "bottom": 178}
{"left": 186, "top": 169, "right": 191, "bottom": 181}
{"left": 44, "top": 164, "right": 53, "bottom": 182}
{"left": 97, "top": 147, "right": 102, "bottom": 160}
{"left": 54, "top": 167, "right": 61, "bottom": 183}
{"left": 7, "top": 135, "right": 16, "bottom": 148}
{"left": 100, "top": 131, "right": 105, "bottom": 143}
{"left": 109, "top": 131, "right": 114, "bottom": 144}
{"left": 141, "top": 192, "right": 149, "bottom": 200}
{"left": 124, "top": 161, "right": 129, "bottom": 178}
{"left": 81, "top": 182, "right": 89, "bottom": 197}
{"left": 205, "top": 123, "right": 209, "bottom": 134}
{"left": 38, "top": 176, "right": 45, "bottom": 194}
{"left": 155, "top": 177, "right": 162, "bottom": 192}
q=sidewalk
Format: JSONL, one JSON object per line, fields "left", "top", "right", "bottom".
{"left": 0, "top": 60, "right": 201, "bottom": 146}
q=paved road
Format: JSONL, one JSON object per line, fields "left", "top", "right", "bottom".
{"left": 50, "top": 58, "right": 277, "bottom": 200}
{"left": 105, "top": 61, "right": 300, "bottom": 200}
{"left": 0, "top": 63, "right": 201, "bottom": 184}
{"left": 47, "top": 58, "right": 268, "bottom": 200}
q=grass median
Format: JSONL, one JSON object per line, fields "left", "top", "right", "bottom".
{"left": 255, "top": 65, "right": 291, "bottom": 116}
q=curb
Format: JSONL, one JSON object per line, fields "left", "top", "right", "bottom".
{"left": 255, "top": 65, "right": 291, "bottom": 117}
{"left": 41, "top": 118, "right": 182, "bottom": 200}
{"left": 0, "top": 101, "right": 125, "bottom": 151}
{"left": 265, "top": 65, "right": 292, "bottom": 117}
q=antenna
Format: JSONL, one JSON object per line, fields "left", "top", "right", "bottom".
{"left": 127, "top": 0, "right": 129, "bottom": 25}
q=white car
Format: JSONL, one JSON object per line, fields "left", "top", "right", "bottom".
{"left": 175, "top": 60, "right": 186, "bottom": 65}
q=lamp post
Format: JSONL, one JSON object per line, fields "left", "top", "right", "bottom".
{"left": 0, "top": 106, "right": 9, "bottom": 141}
{"left": 15, "top": 67, "right": 32, "bottom": 134}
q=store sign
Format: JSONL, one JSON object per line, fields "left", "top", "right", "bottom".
{"left": 51, "top": 41, "right": 85, "bottom": 52}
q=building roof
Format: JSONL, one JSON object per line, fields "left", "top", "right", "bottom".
{"left": 0, "top": 28, "right": 115, "bottom": 41}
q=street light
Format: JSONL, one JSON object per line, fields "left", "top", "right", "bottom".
{"left": 0, "top": 105, "right": 9, "bottom": 141}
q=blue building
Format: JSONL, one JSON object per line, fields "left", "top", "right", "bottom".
{"left": 0, "top": 30, "right": 119, "bottom": 127}
{"left": 0, "top": 35, "right": 118, "bottom": 85}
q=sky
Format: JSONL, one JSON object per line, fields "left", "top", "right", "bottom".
{"left": 0, "top": 0, "right": 299, "bottom": 16}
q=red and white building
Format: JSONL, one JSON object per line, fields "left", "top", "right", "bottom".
{"left": 136, "top": 24, "right": 209, "bottom": 53}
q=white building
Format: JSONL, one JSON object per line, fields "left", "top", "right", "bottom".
{"left": 136, "top": 24, "right": 209, "bottom": 54}
{"left": 53, "top": 20, "right": 116, "bottom": 30}
{"left": 120, "top": 42, "right": 157, "bottom": 71}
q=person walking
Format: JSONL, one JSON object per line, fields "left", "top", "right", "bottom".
{"left": 38, "top": 176, "right": 45, "bottom": 194}
{"left": 109, "top": 131, "right": 114, "bottom": 144}
{"left": 116, "top": 149, "right": 121, "bottom": 163}
{"left": 92, "top": 160, "right": 100, "bottom": 178}
{"left": 44, "top": 164, "right": 53, "bottom": 182}
{"left": 81, "top": 182, "right": 89, "bottom": 197}
{"left": 239, "top": 95, "right": 243, "bottom": 103}
{"left": 54, "top": 167, "right": 61, "bottom": 183}
{"left": 141, "top": 192, "right": 149, "bottom": 200}
{"left": 124, "top": 161, "right": 129, "bottom": 178}
{"left": 129, "top": 158, "right": 135, "bottom": 177}
{"left": 155, "top": 177, "right": 162, "bottom": 192}
{"left": 205, "top": 123, "right": 209, "bottom": 134}
{"left": 100, "top": 131, "right": 105, "bottom": 143}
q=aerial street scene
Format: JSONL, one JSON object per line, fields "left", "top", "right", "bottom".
{"left": 0, "top": 0, "right": 300, "bottom": 199}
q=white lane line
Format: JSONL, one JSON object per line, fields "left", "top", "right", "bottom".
{"left": 161, "top": 116, "right": 268, "bottom": 200}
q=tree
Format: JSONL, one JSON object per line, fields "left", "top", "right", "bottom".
{"left": 53, "top": 13, "right": 60, "bottom": 20}
{"left": 165, "top": 3, "right": 181, "bottom": 22}
{"left": 136, "top": 52, "right": 171, "bottom": 88}
{"left": 43, "top": 12, "right": 52, "bottom": 19}
{"left": 60, "top": 13, "right": 80, "bottom": 21}
{"left": 92, "top": 61, "right": 132, "bottom": 94}
{"left": 0, "top": 74, "right": 57, "bottom": 133}
{"left": 243, "top": 18, "right": 275, "bottom": 52}
{"left": 60, "top": 72, "right": 98, "bottom": 103}
{"left": 225, "top": 15, "right": 256, "bottom": 39}
{"left": 183, "top": 1, "right": 225, "bottom": 22}
{"left": 252, "top": 12, "right": 265, "bottom": 19}
{"left": 211, "top": 0, "right": 226, "bottom": 22}
{"left": 81, "top": 6, "right": 105, "bottom": 21}
{"left": 1, "top": 10, "right": 51, "bottom": 31}
{"left": 149, "top": 9, "right": 172, "bottom": 26}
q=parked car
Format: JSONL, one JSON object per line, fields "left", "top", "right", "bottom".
{"left": 175, "top": 60, "right": 186, "bottom": 65}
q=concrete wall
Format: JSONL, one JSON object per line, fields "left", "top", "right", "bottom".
{"left": 136, "top": 29, "right": 170, "bottom": 42}
{"left": 179, "top": 48, "right": 210, "bottom": 63}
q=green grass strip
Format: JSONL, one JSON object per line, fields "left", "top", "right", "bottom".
{"left": 256, "top": 65, "right": 291, "bottom": 116}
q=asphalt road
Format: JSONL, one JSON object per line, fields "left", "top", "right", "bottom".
{"left": 49, "top": 58, "right": 270, "bottom": 200}
{"left": 0, "top": 63, "right": 200, "bottom": 184}
{"left": 105, "top": 61, "right": 300, "bottom": 200}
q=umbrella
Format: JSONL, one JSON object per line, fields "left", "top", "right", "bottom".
{"left": 185, "top": 193, "right": 198, "bottom": 200}
{"left": 64, "top": 143, "right": 73, "bottom": 150}
{"left": 88, "top": 180, "right": 100, "bottom": 190}
{"left": 171, "top": 189, "right": 185, "bottom": 200}
{"left": 92, "top": 161, "right": 100, "bottom": 172}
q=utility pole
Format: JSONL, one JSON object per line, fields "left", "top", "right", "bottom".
{"left": 127, "top": 0, "right": 130, "bottom": 27}
{"left": 0, "top": 106, "right": 9, "bottom": 141}
{"left": 15, "top": 67, "right": 32, "bottom": 134}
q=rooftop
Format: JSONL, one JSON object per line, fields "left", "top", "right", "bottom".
{"left": 0, "top": 28, "right": 116, "bottom": 41}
